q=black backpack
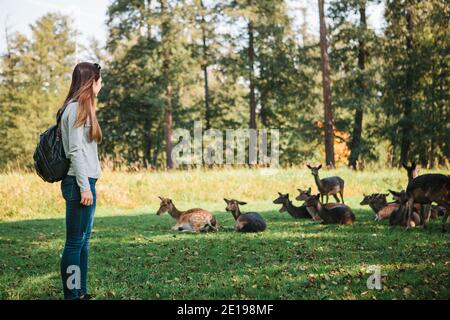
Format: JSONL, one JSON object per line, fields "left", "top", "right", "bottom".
{"left": 33, "top": 104, "right": 71, "bottom": 182}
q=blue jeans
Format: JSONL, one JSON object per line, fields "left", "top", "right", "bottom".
{"left": 60, "top": 175, "right": 97, "bottom": 300}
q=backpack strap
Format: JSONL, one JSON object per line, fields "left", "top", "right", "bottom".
{"left": 56, "top": 99, "right": 77, "bottom": 137}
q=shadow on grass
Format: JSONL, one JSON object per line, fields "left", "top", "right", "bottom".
{"left": 0, "top": 209, "right": 449, "bottom": 299}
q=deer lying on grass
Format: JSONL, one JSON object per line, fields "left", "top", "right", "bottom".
{"left": 304, "top": 194, "right": 355, "bottom": 225}
{"left": 156, "top": 197, "right": 217, "bottom": 232}
{"left": 388, "top": 190, "right": 421, "bottom": 228}
{"left": 307, "top": 164, "right": 345, "bottom": 203}
{"left": 360, "top": 193, "right": 399, "bottom": 221}
{"left": 224, "top": 199, "right": 266, "bottom": 232}
{"left": 405, "top": 174, "right": 450, "bottom": 232}
{"left": 274, "top": 192, "right": 344, "bottom": 220}
{"left": 273, "top": 192, "right": 312, "bottom": 219}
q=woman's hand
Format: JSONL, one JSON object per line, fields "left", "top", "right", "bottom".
{"left": 80, "top": 190, "right": 94, "bottom": 206}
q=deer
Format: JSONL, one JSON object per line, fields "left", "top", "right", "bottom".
{"left": 388, "top": 190, "right": 421, "bottom": 228}
{"left": 273, "top": 192, "right": 312, "bottom": 219}
{"left": 390, "top": 189, "right": 442, "bottom": 221}
{"left": 402, "top": 162, "right": 447, "bottom": 222}
{"left": 402, "top": 161, "right": 432, "bottom": 222}
{"left": 360, "top": 193, "right": 399, "bottom": 221}
{"left": 224, "top": 199, "right": 266, "bottom": 232}
{"left": 304, "top": 194, "right": 355, "bottom": 225}
{"left": 307, "top": 164, "right": 345, "bottom": 203}
{"left": 274, "top": 192, "right": 344, "bottom": 220}
{"left": 156, "top": 197, "right": 217, "bottom": 232}
{"left": 295, "top": 188, "right": 312, "bottom": 201}
{"left": 405, "top": 174, "right": 450, "bottom": 232}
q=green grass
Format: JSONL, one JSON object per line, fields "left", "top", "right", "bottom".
{"left": 0, "top": 168, "right": 449, "bottom": 299}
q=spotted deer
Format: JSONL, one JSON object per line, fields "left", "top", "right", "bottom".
{"left": 224, "top": 199, "right": 266, "bottom": 232}
{"left": 405, "top": 174, "right": 450, "bottom": 232}
{"left": 304, "top": 194, "right": 355, "bottom": 225}
{"left": 307, "top": 164, "right": 345, "bottom": 203}
{"left": 156, "top": 197, "right": 217, "bottom": 232}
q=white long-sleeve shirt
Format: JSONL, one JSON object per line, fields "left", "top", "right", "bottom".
{"left": 60, "top": 100, "right": 101, "bottom": 192}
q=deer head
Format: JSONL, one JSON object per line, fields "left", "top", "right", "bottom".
{"left": 389, "top": 189, "right": 408, "bottom": 205}
{"left": 296, "top": 188, "right": 312, "bottom": 201}
{"left": 402, "top": 162, "right": 419, "bottom": 181}
{"left": 307, "top": 164, "right": 322, "bottom": 176}
{"left": 273, "top": 192, "right": 289, "bottom": 212}
{"left": 224, "top": 199, "right": 247, "bottom": 219}
{"left": 156, "top": 196, "right": 173, "bottom": 215}
{"left": 360, "top": 194, "right": 374, "bottom": 205}
{"left": 224, "top": 198, "right": 247, "bottom": 212}
{"left": 304, "top": 194, "right": 321, "bottom": 208}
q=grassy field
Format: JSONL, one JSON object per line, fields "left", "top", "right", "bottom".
{"left": 0, "top": 167, "right": 449, "bottom": 299}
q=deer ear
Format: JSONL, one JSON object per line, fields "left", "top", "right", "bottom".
{"left": 158, "top": 196, "right": 163, "bottom": 201}
{"left": 388, "top": 189, "right": 397, "bottom": 196}
{"left": 224, "top": 198, "right": 229, "bottom": 203}
{"left": 307, "top": 164, "right": 312, "bottom": 169}
{"left": 237, "top": 201, "right": 247, "bottom": 205}
{"left": 318, "top": 164, "right": 322, "bottom": 169}
{"left": 363, "top": 193, "right": 366, "bottom": 197}
{"left": 307, "top": 187, "right": 311, "bottom": 193}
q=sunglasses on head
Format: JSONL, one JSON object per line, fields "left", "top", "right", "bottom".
{"left": 94, "top": 63, "right": 101, "bottom": 71}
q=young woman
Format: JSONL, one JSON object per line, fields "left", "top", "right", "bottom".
{"left": 58, "top": 62, "right": 102, "bottom": 300}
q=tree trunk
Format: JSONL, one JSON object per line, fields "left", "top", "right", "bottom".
{"left": 318, "top": 0, "right": 335, "bottom": 168}
{"left": 144, "top": 118, "right": 152, "bottom": 169}
{"left": 160, "top": 0, "right": 173, "bottom": 169}
{"left": 348, "top": 2, "right": 366, "bottom": 170}
{"left": 200, "top": 0, "right": 211, "bottom": 130}
{"left": 248, "top": 21, "right": 257, "bottom": 130}
{"left": 400, "top": 8, "right": 413, "bottom": 166}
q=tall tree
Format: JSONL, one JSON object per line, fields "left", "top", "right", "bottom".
{"left": 318, "top": 0, "right": 335, "bottom": 167}
{"left": 347, "top": 1, "right": 367, "bottom": 169}
{"left": 399, "top": 6, "right": 414, "bottom": 165}
{"left": 247, "top": 18, "right": 257, "bottom": 130}
{"left": 328, "top": 0, "right": 381, "bottom": 169}
{"left": 100, "top": 0, "right": 198, "bottom": 168}
{"left": 160, "top": 0, "right": 174, "bottom": 169}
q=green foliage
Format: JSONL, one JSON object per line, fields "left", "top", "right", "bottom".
{"left": 0, "top": 13, "right": 76, "bottom": 169}
{"left": 378, "top": 0, "right": 449, "bottom": 167}
{"left": 0, "top": 1, "right": 448, "bottom": 170}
